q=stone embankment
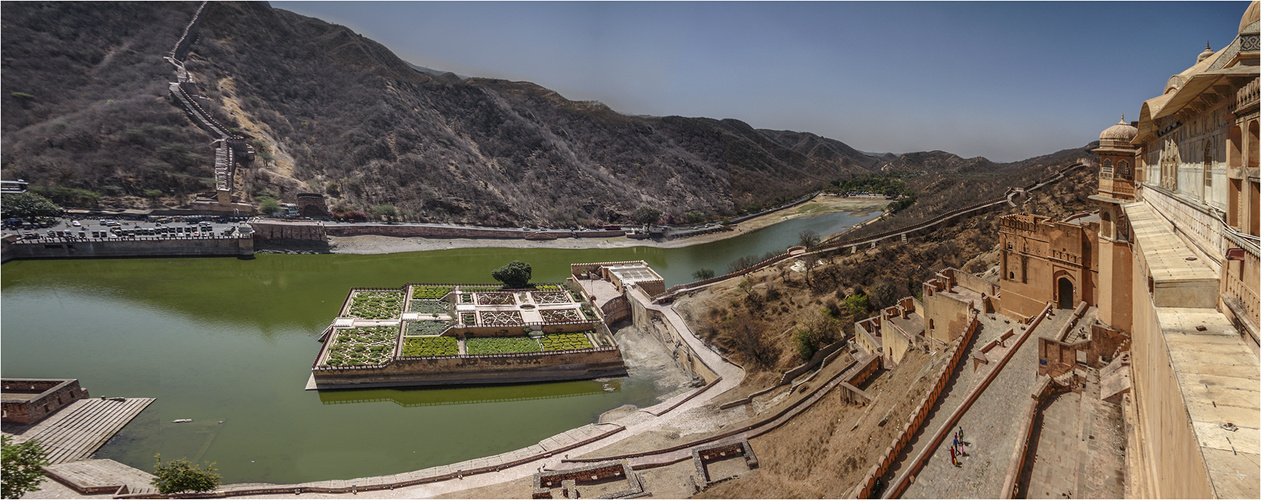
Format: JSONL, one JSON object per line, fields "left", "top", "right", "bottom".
{"left": 323, "top": 224, "right": 625, "bottom": 240}
{"left": 2, "top": 235, "right": 253, "bottom": 261}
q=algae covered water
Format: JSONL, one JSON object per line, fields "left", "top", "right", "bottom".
{"left": 0, "top": 210, "right": 875, "bottom": 484}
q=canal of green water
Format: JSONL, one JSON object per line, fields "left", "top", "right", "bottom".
{"left": 0, "top": 210, "right": 876, "bottom": 484}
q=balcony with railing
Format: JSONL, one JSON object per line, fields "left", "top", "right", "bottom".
{"left": 1234, "top": 78, "right": 1259, "bottom": 115}
{"left": 1098, "top": 177, "right": 1136, "bottom": 200}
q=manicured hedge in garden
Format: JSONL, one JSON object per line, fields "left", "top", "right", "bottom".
{"left": 347, "top": 291, "right": 404, "bottom": 319}
{"left": 409, "top": 299, "right": 450, "bottom": 314}
{"left": 539, "top": 308, "right": 583, "bottom": 322}
{"left": 401, "top": 336, "right": 458, "bottom": 356}
{"left": 465, "top": 336, "right": 542, "bottom": 355}
{"left": 412, "top": 286, "right": 452, "bottom": 300}
{"left": 480, "top": 310, "right": 523, "bottom": 325}
{"left": 324, "top": 326, "right": 398, "bottom": 366}
{"left": 404, "top": 320, "right": 451, "bottom": 336}
{"left": 540, "top": 332, "right": 595, "bottom": 351}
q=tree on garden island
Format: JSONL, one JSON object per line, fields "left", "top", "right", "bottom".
{"left": 492, "top": 260, "right": 532, "bottom": 288}
{"left": 2, "top": 436, "right": 48, "bottom": 499}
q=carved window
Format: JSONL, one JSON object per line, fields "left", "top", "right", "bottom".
{"left": 1118, "top": 160, "right": 1130, "bottom": 179}
{"left": 1101, "top": 159, "right": 1113, "bottom": 178}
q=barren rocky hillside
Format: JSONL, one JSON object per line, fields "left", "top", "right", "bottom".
{"left": 2, "top": 1, "right": 1091, "bottom": 227}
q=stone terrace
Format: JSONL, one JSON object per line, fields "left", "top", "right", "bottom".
{"left": 899, "top": 307, "right": 1086, "bottom": 498}
{"left": 1021, "top": 369, "right": 1126, "bottom": 499}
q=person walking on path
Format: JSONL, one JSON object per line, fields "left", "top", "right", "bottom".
{"left": 950, "top": 447, "right": 957, "bottom": 467}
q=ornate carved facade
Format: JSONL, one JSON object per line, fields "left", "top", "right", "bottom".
{"left": 1091, "top": 3, "right": 1260, "bottom": 497}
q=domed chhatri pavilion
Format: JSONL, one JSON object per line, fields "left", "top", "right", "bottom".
{"left": 1086, "top": 2, "right": 1259, "bottom": 497}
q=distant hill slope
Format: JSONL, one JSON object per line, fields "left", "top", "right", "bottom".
{"left": 1, "top": 2, "right": 1088, "bottom": 226}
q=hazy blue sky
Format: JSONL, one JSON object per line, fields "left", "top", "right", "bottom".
{"left": 276, "top": 1, "right": 1250, "bottom": 162}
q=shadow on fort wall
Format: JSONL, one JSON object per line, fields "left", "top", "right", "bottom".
{"left": 317, "top": 379, "right": 618, "bottom": 407}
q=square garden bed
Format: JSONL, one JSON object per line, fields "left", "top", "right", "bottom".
{"left": 346, "top": 290, "right": 405, "bottom": 319}
{"left": 401, "top": 336, "right": 459, "bottom": 357}
{"left": 411, "top": 285, "right": 453, "bottom": 300}
{"left": 324, "top": 326, "right": 399, "bottom": 366}
{"left": 479, "top": 310, "right": 523, "bottom": 326}
{"left": 540, "top": 332, "right": 595, "bottom": 351}
{"left": 465, "top": 336, "right": 542, "bottom": 355}
{"left": 475, "top": 292, "right": 516, "bottom": 305}
{"left": 408, "top": 299, "right": 451, "bottom": 314}
{"left": 538, "top": 308, "right": 583, "bottom": 322}
{"left": 404, "top": 320, "right": 452, "bottom": 336}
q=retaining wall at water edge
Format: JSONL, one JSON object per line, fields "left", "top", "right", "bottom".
{"left": 310, "top": 348, "right": 627, "bottom": 389}
{"left": 1, "top": 237, "right": 252, "bottom": 262}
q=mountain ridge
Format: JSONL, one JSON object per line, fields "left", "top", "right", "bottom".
{"left": 1, "top": 1, "right": 1087, "bottom": 226}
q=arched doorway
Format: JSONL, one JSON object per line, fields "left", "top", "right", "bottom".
{"left": 1057, "top": 277, "right": 1074, "bottom": 309}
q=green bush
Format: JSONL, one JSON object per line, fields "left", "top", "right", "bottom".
{"left": 151, "top": 455, "right": 220, "bottom": 495}
{"left": 491, "top": 260, "right": 532, "bottom": 288}
{"left": 1, "top": 192, "right": 61, "bottom": 219}
{"left": 2, "top": 436, "right": 47, "bottom": 499}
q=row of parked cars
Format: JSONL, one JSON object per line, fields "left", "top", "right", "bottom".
{"left": 22, "top": 223, "right": 237, "bottom": 240}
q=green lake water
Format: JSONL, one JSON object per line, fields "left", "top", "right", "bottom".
{"left": 0, "top": 210, "right": 876, "bottom": 484}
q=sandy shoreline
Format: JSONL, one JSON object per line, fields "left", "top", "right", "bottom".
{"left": 330, "top": 195, "right": 889, "bottom": 255}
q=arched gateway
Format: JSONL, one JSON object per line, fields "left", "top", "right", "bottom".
{"left": 1057, "top": 277, "right": 1074, "bottom": 309}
